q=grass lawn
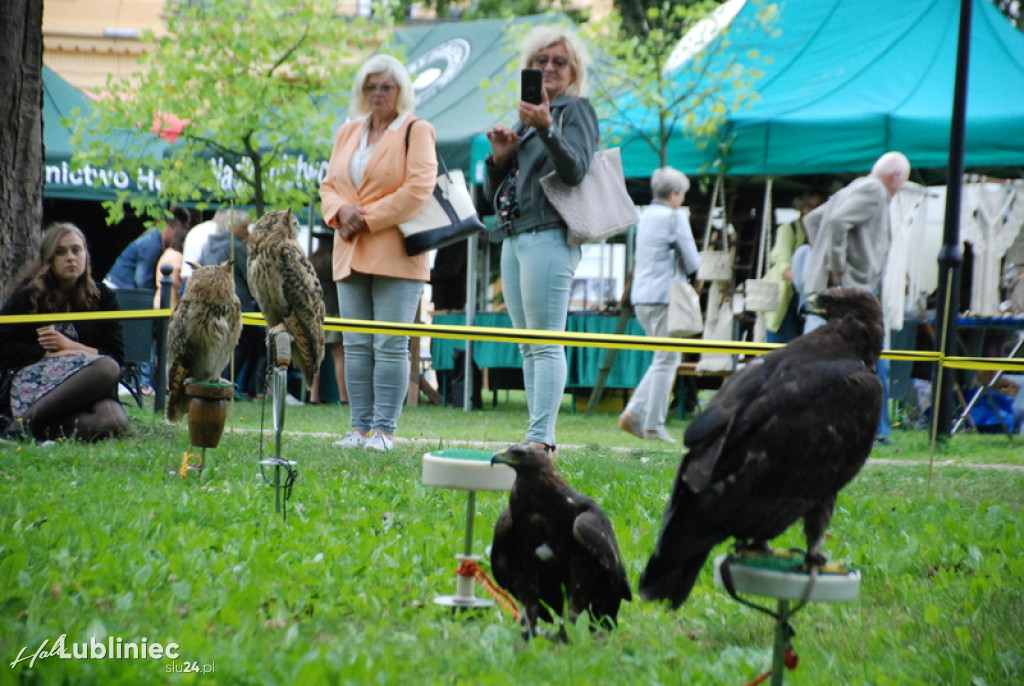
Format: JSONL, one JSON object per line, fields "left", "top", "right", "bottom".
{"left": 1, "top": 392, "right": 1022, "bottom": 685}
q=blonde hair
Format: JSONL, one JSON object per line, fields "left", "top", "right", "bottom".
{"left": 519, "top": 25, "right": 590, "bottom": 97}
{"left": 349, "top": 54, "right": 416, "bottom": 119}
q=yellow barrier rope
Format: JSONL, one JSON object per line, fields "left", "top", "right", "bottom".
{"left": 1, "top": 310, "right": 1021, "bottom": 372}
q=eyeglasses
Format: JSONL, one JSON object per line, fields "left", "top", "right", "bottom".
{"left": 363, "top": 84, "right": 397, "bottom": 95}
{"left": 531, "top": 55, "right": 570, "bottom": 69}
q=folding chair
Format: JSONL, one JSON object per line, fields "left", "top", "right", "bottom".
{"left": 952, "top": 330, "right": 1024, "bottom": 434}
{"left": 113, "top": 288, "right": 157, "bottom": 408}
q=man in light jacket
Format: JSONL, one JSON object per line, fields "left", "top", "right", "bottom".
{"left": 803, "top": 151, "right": 911, "bottom": 443}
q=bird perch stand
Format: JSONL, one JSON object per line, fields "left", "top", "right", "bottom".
{"left": 422, "top": 449, "right": 515, "bottom": 608}
{"left": 258, "top": 331, "right": 297, "bottom": 516}
{"left": 713, "top": 551, "right": 860, "bottom": 686}
{"left": 182, "top": 380, "right": 234, "bottom": 476}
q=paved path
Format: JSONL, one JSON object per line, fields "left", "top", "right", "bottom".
{"left": 230, "top": 428, "right": 1024, "bottom": 472}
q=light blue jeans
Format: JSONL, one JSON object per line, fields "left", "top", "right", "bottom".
{"left": 337, "top": 272, "right": 424, "bottom": 436}
{"left": 501, "top": 228, "right": 581, "bottom": 445}
{"left": 877, "top": 357, "right": 891, "bottom": 438}
{"left": 626, "top": 304, "right": 681, "bottom": 433}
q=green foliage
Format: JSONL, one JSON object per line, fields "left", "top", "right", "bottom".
{"left": 376, "top": 0, "right": 570, "bottom": 23}
{"left": 71, "top": 0, "right": 372, "bottom": 224}
{"left": 584, "top": 1, "right": 778, "bottom": 172}
{"left": 1, "top": 396, "right": 1021, "bottom": 684}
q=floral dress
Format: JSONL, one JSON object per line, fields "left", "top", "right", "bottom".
{"left": 9, "top": 322, "right": 103, "bottom": 418}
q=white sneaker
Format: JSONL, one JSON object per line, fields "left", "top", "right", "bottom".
{"left": 644, "top": 428, "right": 678, "bottom": 443}
{"left": 333, "top": 429, "right": 369, "bottom": 449}
{"left": 364, "top": 430, "right": 394, "bottom": 452}
{"left": 285, "top": 393, "right": 305, "bottom": 406}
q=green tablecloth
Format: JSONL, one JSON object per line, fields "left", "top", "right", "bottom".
{"left": 430, "top": 312, "right": 653, "bottom": 389}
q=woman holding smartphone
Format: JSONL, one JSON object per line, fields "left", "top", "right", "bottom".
{"left": 483, "top": 26, "right": 599, "bottom": 457}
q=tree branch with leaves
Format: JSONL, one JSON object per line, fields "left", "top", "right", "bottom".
{"left": 583, "top": 0, "right": 778, "bottom": 175}
{"left": 73, "top": 0, "right": 376, "bottom": 224}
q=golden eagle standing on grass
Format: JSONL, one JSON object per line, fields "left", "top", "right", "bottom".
{"left": 639, "top": 288, "right": 884, "bottom": 608}
{"left": 490, "top": 442, "right": 632, "bottom": 640}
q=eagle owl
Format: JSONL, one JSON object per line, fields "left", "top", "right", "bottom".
{"left": 165, "top": 263, "right": 243, "bottom": 423}
{"left": 247, "top": 209, "right": 325, "bottom": 384}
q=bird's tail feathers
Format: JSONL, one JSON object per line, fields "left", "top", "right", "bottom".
{"left": 638, "top": 546, "right": 712, "bottom": 610}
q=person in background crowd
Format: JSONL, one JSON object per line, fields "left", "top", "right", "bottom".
{"left": 104, "top": 205, "right": 191, "bottom": 291}
{"left": 0, "top": 223, "right": 129, "bottom": 442}
{"left": 153, "top": 217, "right": 190, "bottom": 309}
{"left": 804, "top": 151, "right": 912, "bottom": 444}
{"left": 319, "top": 54, "right": 436, "bottom": 452}
{"left": 308, "top": 231, "right": 348, "bottom": 406}
{"left": 482, "top": 25, "right": 599, "bottom": 457}
{"left": 763, "top": 192, "right": 826, "bottom": 343}
{"left": 618, "top": 167, "right": 699, "bottom": 443}
{"left": 179, "top": 205, "right": 227, "bottom": 293}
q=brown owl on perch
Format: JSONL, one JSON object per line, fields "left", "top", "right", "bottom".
{"left": 165, "top": 263, "right": 242, "bottom": 423}
{"left": 247, "top": 209, "right": 325, "bottom": 384}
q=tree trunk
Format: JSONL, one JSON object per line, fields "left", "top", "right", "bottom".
{"left": 0, "top": 0, "right": 44, "bottom": 302}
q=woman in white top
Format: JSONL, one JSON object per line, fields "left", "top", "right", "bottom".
{"left": 618, "top": 167, "right": 700, "bottom": 442}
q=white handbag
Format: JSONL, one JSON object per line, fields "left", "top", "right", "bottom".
{"left": 697, "top": 173, "right": 733, "bottom": 281}
{"left": 744, "top": 278, "right": 782, "bottom": 311}
{"left": 540, "top": 147, "right": 638, "bottom": 246}
{"left": 667, "top": 280, "right": 704, "bottom": 337}
{"left": 398, "top": 121, "right": 485, "bottom": 256}
{"left": 743, "top": 176, "right": 780, "bottom": 311}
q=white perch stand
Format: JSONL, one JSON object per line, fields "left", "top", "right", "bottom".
{"left": 713, "top": 552, "right": 861, "bottom": 686}
{"left": 422, "top": 449, "right": 515, "bottom": 608}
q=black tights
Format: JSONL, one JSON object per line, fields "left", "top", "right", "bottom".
{"left": 23, "top": 357, "right": 129, "bottom": 441}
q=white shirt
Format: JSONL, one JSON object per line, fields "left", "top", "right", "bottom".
{"left": 349, "top": 113, "right": 408, "bottom": 188}
{"left": 180, "top": 219, "right": 219, "bottom": 279}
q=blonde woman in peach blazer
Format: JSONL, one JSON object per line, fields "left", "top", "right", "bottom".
{"left": 319, "top": 54, "right": 437, "bottom": 453}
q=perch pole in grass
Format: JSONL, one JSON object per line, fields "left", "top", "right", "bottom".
{"left": 422, "top": 449, "right": 516, "bottom": 608}
{"left": 181, "top": 380, "right": 235, "bottom": 477}
{"left": 713, "top": 551, "right": 861, "bottom": 686}
{"left": 259, "top": 330, "right": 298, "bottom": 516}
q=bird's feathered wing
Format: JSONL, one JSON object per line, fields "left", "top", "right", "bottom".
{"left": 165, "top": 264, "right": 242, "bottom": 423}
{"left": 247, "top": 209, "right": 326, "bottom": 384}
{"left": 640, "top": 288, "right": 883, "bottom": 608}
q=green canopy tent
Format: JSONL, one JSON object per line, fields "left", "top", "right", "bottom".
{"left": 387, "top": 15, "right": 555, "bottom": 175}
{"left": 389, "top": 13, "right": 640, "bottom": 184}
{"left": 614, "top": 0, "right": 1024, "bottom": 178}
{"left": 43, "top": 66, "right": 169, "bottom": 201}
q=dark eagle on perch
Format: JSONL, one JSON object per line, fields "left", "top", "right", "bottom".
{"left": 639, "top": 288, "right": 884, "bottom": 609}
{"left": 490, "top": 442, "right": 632, "bottom": 640}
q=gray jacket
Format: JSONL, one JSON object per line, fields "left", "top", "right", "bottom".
{"left": 484, "top": 95, "right": 600, "bottom": 239}
{"left": 803, "top": 174, "right": 891, "bottom": 294}
{"left": 198, "top": 233, "right": 253, "bottom": 309}
{"left": 631, "top": 202, "right": 700, "bottom": 305}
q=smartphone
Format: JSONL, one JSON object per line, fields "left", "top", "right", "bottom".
{"left": 521, "top": 68, "right": 543, "bottom": 105}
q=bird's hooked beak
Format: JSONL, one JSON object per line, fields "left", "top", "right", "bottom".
{"left": 800, "top": 292, "right": 827, "bottom": 318}
{"left": 491, "top": 448, "right": 520, "bottom": 468}
{"left": 490, "top": 450, "right": 508, "bottom": 468}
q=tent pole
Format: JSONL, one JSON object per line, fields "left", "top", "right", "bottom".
{"left": 932, "top": 0, "right": 972, "bottom": 441}
{"left": 463, "top": 231, "right": 478, "bottom": 412}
